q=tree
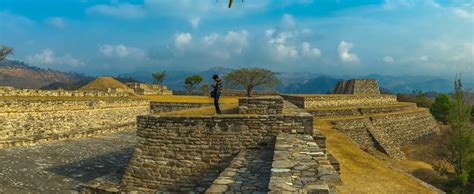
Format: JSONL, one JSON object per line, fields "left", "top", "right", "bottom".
{"left": 199, "top": 84, "right": 211, "bottom": 95}
{"left": 224, "top": 68, "right": 280, "bottom": 97}
{"left": 430, "top": 93, "right": 454, "bottom": 124}
{"left": 152, "top": 71, "right": 166, "bottom": 85}
{"left": 184, "top": 75, "right": 203, "bottom": 94}
{"left": 445, "top": 77, "right": 474, "bottom": 193}
{"left": 416, "top": 91, "right": 432, "bottom": 108}
{"left": 0, "top": 45, "right": 13, "bottom": 61}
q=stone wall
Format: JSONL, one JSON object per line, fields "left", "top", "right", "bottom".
{"left": 268, "top": 133, "right": 340, "bottom": 193}
{"left": 331, "top": 109, "right": 439, "bottom": 159}
{"left": 149, "top": 102, "right": 213, "bottom": 113}
{"left": 121, "top": 111, "right": 313, "bottom": 191}
{"left": 0, "top": 86, "right": 130, "bottom": 97}
{"left": 0, "top": 99, "right": 149, "bottom": 148}
{"left": 238, "top": 96, "right": 284, "bottom": 115}
{"left": 334, "top": 79, "right": 380, "bottom": 95}
{"left": 221, "top": 90, "right": 280, "bottom": 97}
{"left": 282, "top": 94, "right": 398, "bottom": 109}
{"left": 125, "top": 83, "right": 173, "bottom": 95}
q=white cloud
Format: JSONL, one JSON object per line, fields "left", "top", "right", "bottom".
{"left": 420, "top": 55, "right": 429, "bottom": 61}
{"left": 382, "top": 0, "right": 440, "bottom": 10}
{"left": 87, "top": 3, "right": 145, "bottom": 19}
{"left": 339, "top": 41, "right": 359, "bottom": 64}
{"left": 99, "top": 44, "right": 145, "bottom": 59}
{"left": 201, "top": 30, "right": 249, "bottom": 55}
{"left": 301, "top": 42, "right": 321, "bottom": 58}
{"left": 175, "top": 33, "right": 192, "bottom": 49}
{"left": 383, "top": 56, "right": 394, "bottom": 63}
{"left": 281, "top": 13, "right": 295, "bottom": 28}
{"left": 267, "top": 32, "right": 298, "bottom": 61}
{"left": 46, "top": 17, "right": 66, "bottom": 29}
{"left": 453, "top": 7, "right": 473, "bottom": 19}
{"left": 189, "top": 17, "right": 201, "bottom": 29}
{"left": 26, "top": 49, "right": 84, "bottom": 67}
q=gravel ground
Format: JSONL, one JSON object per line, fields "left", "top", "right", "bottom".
{"left": 0, "top": 130, "right": 136, "bottom": 193}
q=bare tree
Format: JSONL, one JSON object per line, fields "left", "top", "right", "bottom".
{"left": 224, "top": 68, "right": 280, "bottom": 97}
{"left": 0, "top": 45, "right": 13, "bottom": 61}
{"left": 152, "top": 71, "right": 166, "bottom": 85}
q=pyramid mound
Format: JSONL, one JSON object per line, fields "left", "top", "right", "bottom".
{"left": 80, "top": 77, "right": 130, "bottom": 91}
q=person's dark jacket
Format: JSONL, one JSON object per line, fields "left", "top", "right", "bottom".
{"left": 213, "top": 78, "right": 223, "bottom": 94}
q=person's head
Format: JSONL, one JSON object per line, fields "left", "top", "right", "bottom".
{"left": 212, "top": 74, "right": 219, "bottom": 81}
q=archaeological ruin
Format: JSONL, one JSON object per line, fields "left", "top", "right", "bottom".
{"left": 0, "top": 78, "right": 443, "bottom": 193}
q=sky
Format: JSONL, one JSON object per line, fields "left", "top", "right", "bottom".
{"left": 0, "top": 0, "right": 473, "bottom": 81}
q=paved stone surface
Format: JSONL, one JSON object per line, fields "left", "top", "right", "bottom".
{"left": 0, "top": 130, "right": 135, "bottom": 193}
{"left": 206, "top": 148, "right": 274, "bottom": 193}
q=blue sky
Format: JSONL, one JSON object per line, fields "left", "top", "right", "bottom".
{"left": 0, "top": 0, "right": 473, "bottom": 81}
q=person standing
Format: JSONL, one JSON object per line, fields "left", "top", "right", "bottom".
{"left": 212, "top": 74, "right": 223, "bottom": 114}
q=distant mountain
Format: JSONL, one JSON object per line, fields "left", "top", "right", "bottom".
{"left": 0, "top": 60, "right": 90, "bottom": 89}
{"left": 280, "top": 76, "right": 342, "bottom": 94}
{"left": 119, "top": 67, "right": 474, "bottom": 93}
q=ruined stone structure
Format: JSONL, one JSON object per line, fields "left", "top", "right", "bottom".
{"left": 334, "top": 79, "right": 381, "bottom": 95}
{"left": 80, "top": 96, "right": 341, "bottom": 193}
{"left": 283, "top": 79, "right": 440, "bottom": 160}
{"left": 0, "top": 86, "right": 130, "bottom": 97}
{"left": 125, "top": 83, "right": 173, "bottom": 95}
{"left": 0, "top": 98, "right": 149, "bottom": 148}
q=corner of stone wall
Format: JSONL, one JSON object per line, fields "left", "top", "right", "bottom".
{"left": 268, "top": 132, "right": 341, "bottom": 193}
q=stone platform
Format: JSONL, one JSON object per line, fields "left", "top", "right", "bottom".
{"left": 283, "top": 93, "right": 439, "bottom": 160}
{"left": 80, "top": 96, "right": 341, "bottom": 193}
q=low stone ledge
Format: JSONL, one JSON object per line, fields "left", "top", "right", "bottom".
{"left": 149, "top": 101, "right": 213, "bottom": 113}
{"left": 238, "top": 96, "right": 284, "bottom": 115}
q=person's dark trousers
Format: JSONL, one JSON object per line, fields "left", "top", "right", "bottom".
{"left": 214, "top": 92, "right": 222, "bottom": 114}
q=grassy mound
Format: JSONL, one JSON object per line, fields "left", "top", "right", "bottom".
{"left": 80, "top": 77, "right": 130, "bottom": 91}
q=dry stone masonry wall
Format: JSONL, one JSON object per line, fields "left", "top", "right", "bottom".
{"left": 121, "top": 112, "right": 314, "bottom": 191}
{"left": 0, "top": 98, "right": 149, "bottom": 148}
{"left": 331, "top": 109, "right": 439, "bottom": 159}
{"left": 282, "top": 94, "right": 398, "bottom": 108}
{"left": 238, "top": 96, "right": 284, "bottom": 115}
{"left": 0, "top": 86, "right": 131, "bottom": 97}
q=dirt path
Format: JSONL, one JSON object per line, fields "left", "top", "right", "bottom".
{"left": 315, "top": 120, "right": 438, "bottom": 194}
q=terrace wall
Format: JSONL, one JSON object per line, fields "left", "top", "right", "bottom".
{"left": 121, "top": 111, "right": 313, "bottom": 191}
{"left": 0, "top": 99, "right": 149, "bottom": 148}
{"left": 0, "top": 86, "right": 130, "bottom": 97}
{"left": 282, "top": 94, "right": 398, "bottom": 109}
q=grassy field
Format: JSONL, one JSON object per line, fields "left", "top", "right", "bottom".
{"left": 315, "top": 120, "right": 438, "bottom": 194}
{"left": 140, "top": 95, "right": 239, "bottom": 104}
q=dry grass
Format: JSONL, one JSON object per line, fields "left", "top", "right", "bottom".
{"left": 315, "top": 120, "right": 438, "bottom": 194}
{"left": 158, "top": 103, "right": 239, "bottom": 116}
{"left": 140, "top": 95, "right": 239, "bottom": 104}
